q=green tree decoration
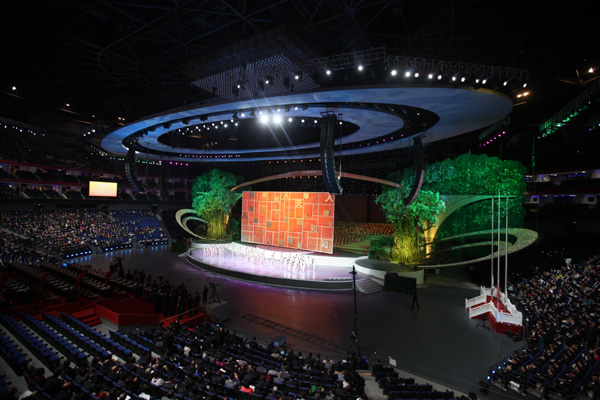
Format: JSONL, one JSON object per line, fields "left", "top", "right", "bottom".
{"left": 376, "top": 187, "right": 446, "bottom": 264}
{"left": 191, "top": 169, "right": 243, "bottom": 240}
{"left": 375, "top": 154, "right": 526, "bottom": 263}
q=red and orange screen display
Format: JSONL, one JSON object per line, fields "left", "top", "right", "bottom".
{"left": 88, "top": 181, "right": 118, "bottom": 197}
{"left": 241, "top": 191, "right": 335, "bottom": 254}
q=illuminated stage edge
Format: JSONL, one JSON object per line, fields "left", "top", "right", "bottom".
{"left": 185, "top": 242, "right": 425, "bottom": 291}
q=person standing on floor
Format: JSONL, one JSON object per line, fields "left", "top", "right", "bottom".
{"left": 411, "top": 290, "right": 420, "bottom": 309}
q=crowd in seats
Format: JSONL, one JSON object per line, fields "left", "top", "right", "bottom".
{"left": 490, "top": 254, "right": 600, "bottom": 396}
{"left": 334, "top": 222, "right": 393, "bottom": 246}
{"left": 372, "top": 363, "right": 455, "bottom": 400}
{"left": 0, "top": 209, "right": 167, "bottom": 257}
{"left": 1, "top": 310, "right": 369, "bottom": 400}
{"left": 110, "top": 210, "right": 166, "bottom": 243}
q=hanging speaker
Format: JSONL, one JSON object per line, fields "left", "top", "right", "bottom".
{"left": 125, "top": 148, "right": 146, "bottom": 193}
{"left": 403, "top": 136, "right": 424, "bottom": 207}
{"left": 320, "top": 113, "right": 343, "bottom": 195}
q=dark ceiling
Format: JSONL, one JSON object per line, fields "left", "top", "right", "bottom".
{"left": 1, "top": 0, "right": 598, "bottom": 171}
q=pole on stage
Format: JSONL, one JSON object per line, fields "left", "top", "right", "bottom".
{"left": 505, "top": 193, "right": 509, "bottom": 301}
{"left": 348, "top": 266, "right": 360, "bottom": 357}
{"left": 491, "top": 195, "right": 494, "bottom": 292}
{"left": 497, "top": 189, "right": 501, "bottom": 303}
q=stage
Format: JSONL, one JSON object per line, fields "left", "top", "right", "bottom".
{"left": 186, "top": 242, "right": 362, "bottom": 290}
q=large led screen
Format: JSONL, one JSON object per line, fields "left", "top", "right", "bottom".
{"left": 89, "top": 181, "right": 118, "bottom": 197}
{"left": 241, "top": 191, "right": 335, "bottom": 254}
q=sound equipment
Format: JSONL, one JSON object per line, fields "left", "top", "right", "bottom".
{"left": 320, "top": 113, "right": 343, "bottom": 195}
{"left": 403, "top": 136, "right": 424, "bottom": 206}
{"left": 125, "top": 147, "right": 146, "bottom": 193}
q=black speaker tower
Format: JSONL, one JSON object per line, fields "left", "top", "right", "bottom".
{"left": 125, "top": 148, "right": 146, "bottom": 193}
{"left": 320, "top": 112, "right": 343, "bottom": 195}
{"left": 403, "top": 136, "right": 425, "bottom": 207}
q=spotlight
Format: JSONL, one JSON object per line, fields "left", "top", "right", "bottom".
{"left": 288, "top": 117, "right": 293, "bottom": 122}
{"left": 391, "top": 69, "right": 397, "bottom": 76}
{"left": 294, "top": 71, "right": 302, "bottom": 81}
{"left": 427, "top": 73, "right": 434, "bottom": 80}
{"left": 404, "top": 70, "right": 411, "bottom": 78}
{"left": 260, "top": 115, "right": 269, "bottom": 123}
{"left": 357, "top": 65, "right": 363, "bottom": 71}
{"left": 326, "top": 69, "right": 332, "bottom": 75}
{"left": 265, "top": 75, "right": 274, "bottom": 84}
{"left": 273, "top": 115, "right": 282, "bottom": 123}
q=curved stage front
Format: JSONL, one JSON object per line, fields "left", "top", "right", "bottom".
{"left": 186, "top": 243, "right": 359, "bottom": 290}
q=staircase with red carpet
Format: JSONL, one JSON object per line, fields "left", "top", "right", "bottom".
{"left": 70, "top": 306, "right": 102, "bottom": 327}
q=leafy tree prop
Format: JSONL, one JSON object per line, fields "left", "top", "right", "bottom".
{"left": 376, "top": 187, "right": 445, "bottom": 264}
{"left": 375, "top": 154, "right": 526, "bottom": 263}
{"left": 191, "top": 169, "right": 243, "bottom": 239}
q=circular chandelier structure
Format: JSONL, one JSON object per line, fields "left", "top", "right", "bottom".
{"left": 101, "top": 85, "right": 513, "bottom": 162}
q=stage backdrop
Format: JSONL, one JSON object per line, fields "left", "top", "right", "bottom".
{"left": 241, "top": 191, "right": 335, "bottom": 254}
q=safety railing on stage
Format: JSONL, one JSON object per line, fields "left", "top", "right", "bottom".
{"left": 466, "top": 287, "right": 523, "bottom": 326}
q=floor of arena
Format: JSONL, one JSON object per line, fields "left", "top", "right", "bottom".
{"left": 68, "top": 245, "right": 523, "bottom": 396}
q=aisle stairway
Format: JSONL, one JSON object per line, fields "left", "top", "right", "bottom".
{"left": 356, "top": 276, "right": 384, "bottom": 294}
{"left": 360, "top": 370, "right": 387, "bottom": 400}
{"left": 70, "top": 306, "right": 102, "bottom": 327}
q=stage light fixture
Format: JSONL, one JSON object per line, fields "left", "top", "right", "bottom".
{"left": 250, "top": 110, "right": 256, "bottom": 117}
{"left": 288, "top": 117, "right": 293, "bottom": 122}
{"left": 273, "top": 115, "right": 282, "bottom": 124}
{"left": 404, "top": 70, "right": 412, "bottom": 78}
{"left": 284, "top": 105, "right": 290, "bottom": 112}
{"left": 260, "top": 115, "right": 269, "bottom": 123}
{"left": 428, "top": 73, "right": 434, "bottom": 80}
{"left": 326, "top": 69, "right": 332, "bottom": 75}
{"left": 437, "top": 74, "right": 443, "bottom": 80}
{"left": 265, "top": 75, "right": 274, "bottom": 85}
{"left": 391, "top": 69, "right": 397, "bottom": 76}
{"left": 358, "top": 64, "right": 363, "bottom": 71}
{"left": 302, "top": 104, "right": 309, "bottom": 110}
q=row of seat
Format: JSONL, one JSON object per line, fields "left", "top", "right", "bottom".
{"left": 42, "top": 313, "right": 111, "bottom": 361}
{"left": 0, "top": 327, "right": 28, "bottom": 375}
{"left": 123, "top": 328, "right": 156, "bottom": 354}
{"left": 388, "top": 389, "right": 455, "bottom": 400}
{"left": 110, "top": 329, "right": 149, "bottom": 357}
{"left": 0, "top": 313, "right": 60, "bottom": 370}
{"left": 20, "top": 313, "right": 88, "bottom": 367}
{"left": 61, "top": 313, "right": 134, "bottom": 360}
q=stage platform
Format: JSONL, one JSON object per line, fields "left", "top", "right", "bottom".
{"left": 186, "top": 242, "right": 361, "bottom": 290}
